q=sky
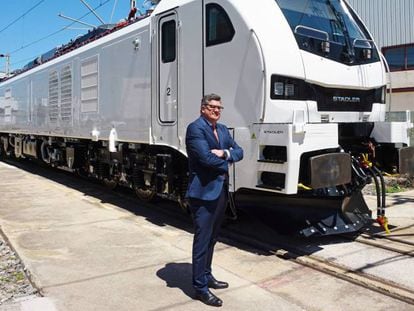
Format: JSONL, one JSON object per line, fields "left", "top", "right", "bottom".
{"left": 0, "top": 0, "right": 151, "bottom": 72}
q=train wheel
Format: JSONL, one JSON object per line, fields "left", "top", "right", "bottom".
{"left": 75, "top": 166, "right": 89, "bottom": 178}
{"left": 0, "top": 138, "right": 11, "bottom": 158}
{"left": 134, "top": 186, "right": 156, "bottom": 201}
{"left": 103, "top": 178, "right": 118, "bottom": 190}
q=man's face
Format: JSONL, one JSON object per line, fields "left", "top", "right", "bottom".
{"left": 201, "top": 99, "right": 223, "bottom": 124}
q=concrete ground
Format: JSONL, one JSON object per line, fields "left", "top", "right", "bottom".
{"left": 0, "top": 160, "right": 413, "bottom": 311}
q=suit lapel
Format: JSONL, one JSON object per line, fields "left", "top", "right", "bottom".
{"left": 199, "top": 117, "right": 220, "bottom": 148}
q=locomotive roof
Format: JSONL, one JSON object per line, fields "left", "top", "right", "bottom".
{"left": 0, "top": 12, "right": 151, "bottom": 83}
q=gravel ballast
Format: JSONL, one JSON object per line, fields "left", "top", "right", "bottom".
{"left": 0, "top": 230, "right": 38, "bottom": 305}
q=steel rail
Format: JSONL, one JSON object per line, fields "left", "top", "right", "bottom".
{"left": 361, "top": 232, "right": 414, "bottom": 247}
{"left": 341, "top": 233, "right": 414, "bottom": 257}
{"left": 223, "top": 229, "right": 414, "bottom": 306}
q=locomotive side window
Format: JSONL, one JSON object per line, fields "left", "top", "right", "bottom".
{"left": 159, "top": 15, "right": 178, "bottom": 124}
{"left": 206, "top": 4, "right": 235, "bottom": 47}
{"left": 161, "top": 20, "right": 176, "bottom": 63}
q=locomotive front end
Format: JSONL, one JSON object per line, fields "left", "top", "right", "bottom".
{"left": 236, "top": 0, "right": 413, "bottom": 236}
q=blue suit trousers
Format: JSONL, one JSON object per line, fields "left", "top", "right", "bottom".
{"left": 190, "top": 186, "right": 228, "bottom": 293}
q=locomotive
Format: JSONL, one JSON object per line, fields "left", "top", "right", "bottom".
{"left": 0, "top": 0, "right": 413, "bottom": 236}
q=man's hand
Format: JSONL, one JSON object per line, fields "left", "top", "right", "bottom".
{"left": 211, "top": 149, "right": 225, "bottom": 158}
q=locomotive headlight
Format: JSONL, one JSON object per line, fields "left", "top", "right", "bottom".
{"left": 273, "top": 82, "right": 284, "bottom": 96}
{"left": 270, "top": 74, "right": 386, "bottom": 108}
{"left": 271, "top": 75, "right": 314, "bottom": 100}
{"left": 362, "top": 48, "right": 372, "bottom": 60}
{"left": 273, "top": 81, "right": 295, "bottom": 97}
{"left": 321, "top": 41, "right": 330, "bottom": 54}
{"left": 285, "top": 84, "right": 295, "bottom": 97}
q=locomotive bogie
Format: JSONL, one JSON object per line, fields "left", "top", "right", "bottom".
{"left": 0, "top": 132, "right": 189, "bottom": 204}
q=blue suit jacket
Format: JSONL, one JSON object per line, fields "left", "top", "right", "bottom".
{"left": 185, "top": 116, "right": 244, "bottom": 201}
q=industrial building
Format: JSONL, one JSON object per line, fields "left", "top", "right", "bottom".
{"left": 349, "top": 0, "right": 414, "bottom": 112}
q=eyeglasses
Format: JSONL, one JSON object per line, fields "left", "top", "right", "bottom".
{"left": 204, "top": 104, "right": 224, "bottom": 111}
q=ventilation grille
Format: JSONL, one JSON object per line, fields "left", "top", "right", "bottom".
{"left": 60, "top": 65, "right": 72, "bottom": 122}
{"left": 81, "top": 56, "right": 99, "bottom": 113}
{"left": 48, "top": 71, "right": 59, "bottom": 123}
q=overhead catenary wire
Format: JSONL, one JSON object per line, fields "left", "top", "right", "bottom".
{"left": 80, "top": 0, "right": 106, "bottom": 24}
{"left": 0, "top": 0, "right": 47, "bottom": 35}
{"left": 58, "top": 13, "right": 97, "bottom": 29}
{"left": 9, "top": 0, "right": 112, "bottom": 57}
{"left": 110, "top": 0, "right": 119, "bottom": 23}
{"left": 10, "top": 56, "right": 39, "bottom": 67}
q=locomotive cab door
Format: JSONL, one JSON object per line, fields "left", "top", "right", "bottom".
{"left": 152, "top": 11, "right": 180, "bottom": 148}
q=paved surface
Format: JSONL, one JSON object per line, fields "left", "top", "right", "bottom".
{"left": 0, "top": 161, "right": 413, "bottom": 311}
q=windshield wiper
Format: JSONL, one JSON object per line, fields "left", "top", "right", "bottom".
{"left": 326, "top": 0, "right": 354, "bottom": 62}
{"left": 295, "top": 0, "right": 312, "bottom": 28}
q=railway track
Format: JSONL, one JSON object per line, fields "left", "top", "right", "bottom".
{"left": 222, "top": 229, "right": 414, "bottom": 306}
{"left": 342, "top": 231, "right": 414, "bottom": 257}
{"left": 2, "top": 158, "right": 414, "bottom": 306}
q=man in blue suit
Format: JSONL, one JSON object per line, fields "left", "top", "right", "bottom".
{"left": 186, "top": 94, "right": 243, "bottom": 307}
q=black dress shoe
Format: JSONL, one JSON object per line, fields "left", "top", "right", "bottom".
{"left": 195, "top": 290, "right": 223, "bottom": 307}
{"left": 208, "top": 277, "right": 229, "bottom": 289}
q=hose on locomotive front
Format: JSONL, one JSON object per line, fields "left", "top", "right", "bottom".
{"left": 358, "top": 153, "right": 390, "bottom": 234}
{"left": 367, "top": 166, "right": 381, "bottom": 209}
{"left": 373, "top": 166, "right": 387, "bottom": 215}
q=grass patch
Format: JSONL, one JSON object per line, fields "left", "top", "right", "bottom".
{"left": 0, "top": 276, "right": 11, "bottom": 283}
{"left": 386, "top": 184, "right": 406, "bottom": 193}
{"left": 385, "top": 175, "right": 413, "bottom": 193}
{"left": 13, "top": 271, "right": 25, "bottom": 281}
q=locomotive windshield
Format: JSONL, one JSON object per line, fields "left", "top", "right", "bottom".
{"left": 275, "top": 0, "right": 379, "bottom": 64}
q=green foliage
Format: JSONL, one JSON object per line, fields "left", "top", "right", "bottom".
{"left": 13, "top": 271, "right": 25, "bottom": 281}
{"left": 386, "top": 184, "right": 404, "bottom": 193}
{"left": 385, "top": 175, "right": 412, "bottom": 193}
{"left": 0, "top": 276, "right": 11, "bottom": 283}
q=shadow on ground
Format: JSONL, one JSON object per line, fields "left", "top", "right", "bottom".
{"left": 156, "top": 262, "right": 194, "bottom": 299}
{"left": 3, "top": 158, "right": 366, "bottom": 257}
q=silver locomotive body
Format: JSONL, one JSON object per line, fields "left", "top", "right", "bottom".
{"left": 1, "top": 0, "right": 412, "bottom": 236}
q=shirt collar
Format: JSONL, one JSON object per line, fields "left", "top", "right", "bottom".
{"left": 201, "top": 116, "right": 216, "bottom": 128}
